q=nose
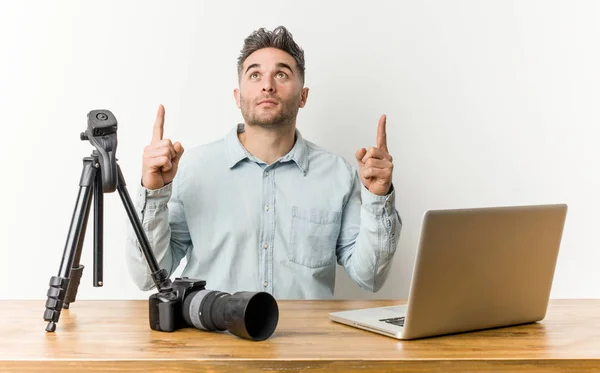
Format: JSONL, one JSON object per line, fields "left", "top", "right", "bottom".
{"left": 262, "top": 76, "right": 276, "bottom": 93}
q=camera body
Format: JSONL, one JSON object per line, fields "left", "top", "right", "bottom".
{"left": 149, "top": 277, "right": 206, "bottom": 332}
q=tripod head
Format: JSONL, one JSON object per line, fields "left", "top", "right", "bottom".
{"left": 80, "top": 110, "right": 118, "bottom": 193}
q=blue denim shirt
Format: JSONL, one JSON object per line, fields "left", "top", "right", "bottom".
{"left": 126, "top": 124, "right": 402, "bottom": 299}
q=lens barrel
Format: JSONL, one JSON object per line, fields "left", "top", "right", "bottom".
{"left": 183, "top": 289, "right": 279, "bottom": 341}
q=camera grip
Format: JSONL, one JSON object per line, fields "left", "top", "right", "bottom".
{"left": 149, "top": 293, "right": 178, "bottom": 332}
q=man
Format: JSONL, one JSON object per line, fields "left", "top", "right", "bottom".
{"left": 126, "top": 26, "right": 401, "bottom": 299}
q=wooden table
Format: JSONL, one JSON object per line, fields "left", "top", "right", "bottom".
{"left": 1, "top": 299, "right": 599, "bottom": 372}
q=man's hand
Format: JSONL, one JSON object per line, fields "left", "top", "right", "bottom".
{"left": 355, "top": 114, "right": 393, "bottom": 196}
{"left": 141, "top": 104, "right": 185, "bottom": 190}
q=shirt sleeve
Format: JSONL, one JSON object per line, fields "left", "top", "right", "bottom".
{"left": 125, "top": 178, "right": 191, "bottom": 291}
{"left": 335, "top": 169, "right": 402, "bottom": 292}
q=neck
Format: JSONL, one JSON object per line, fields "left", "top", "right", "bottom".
{"left": 238, "top": 123, "right": 296, "bottom": 165}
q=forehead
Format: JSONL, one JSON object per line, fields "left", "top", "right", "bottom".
{"left": 242, "top": 47, "right": 297, "bottom": 71}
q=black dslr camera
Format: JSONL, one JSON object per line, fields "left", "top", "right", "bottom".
{"left": 149, "top": 277, "right": 279, "bottom": 341}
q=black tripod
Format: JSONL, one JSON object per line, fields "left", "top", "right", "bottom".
{"left": 43, "top": 109, "right": 172, "bottom": 332}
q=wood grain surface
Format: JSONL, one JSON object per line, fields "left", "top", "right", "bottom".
{"left": 1, "top": 299, "right": 599, "bottom": 372}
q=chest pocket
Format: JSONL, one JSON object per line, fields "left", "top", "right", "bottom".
{"left": 288, "top": 206, "right": 342, "bottom": 268}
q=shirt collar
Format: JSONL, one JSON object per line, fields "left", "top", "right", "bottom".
{"left": 225, "top": 123, "right": 309, "bottom": 175}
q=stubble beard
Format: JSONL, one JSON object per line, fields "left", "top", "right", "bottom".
{"left": 240, "top": 94, "right": 301, "bottom": 130}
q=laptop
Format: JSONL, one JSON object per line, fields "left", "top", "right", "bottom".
{"left": 329, "top": 204, "right": 568, "bottom": 340}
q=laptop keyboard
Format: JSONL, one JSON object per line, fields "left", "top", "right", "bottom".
{"left": 379, "top": 316, "right": 405, "bottom": 327}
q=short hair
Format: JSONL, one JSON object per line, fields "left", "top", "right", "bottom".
{"left": 237, "top": 26, "right": 305, "bottom": 83}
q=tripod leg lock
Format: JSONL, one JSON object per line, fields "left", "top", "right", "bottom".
{"left": 44, "top": 276, "right": 70, "bottom": 332}
{"left": 64, "top": 265, "right": 84, "bottom": 306}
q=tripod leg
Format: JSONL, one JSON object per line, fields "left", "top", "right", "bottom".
{"left": 93, "top": 160, "right": 104, "bottom": 287}
{"left": 63, "top": 164, "right": 99, "bottom": 307}
{"left": 115, "top": 164, "right": 171, "bottom": 291}
{"left": 44, "top": 159, "right": 97, "bottom": 332}
{"left": 62, "top": 187, "right": 92, "bottom": 309}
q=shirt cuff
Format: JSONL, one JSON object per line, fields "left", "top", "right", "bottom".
{"left": 360, "top": 183, "right": 396, "bottom": 216}
{"left": 137, "top": 183, "right": 173, "bottom": 213}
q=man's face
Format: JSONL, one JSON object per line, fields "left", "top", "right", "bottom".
{"left": 234, "top": 47, "right": 308, "bottom": 129}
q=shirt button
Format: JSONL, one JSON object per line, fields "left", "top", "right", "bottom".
{"left": 263, "top": 281, "right": 268, "bottom": 287}
{"left": 265, "top": 171, "right": 269, "bottom": 176}
{"left": 265, "top": 204, "right": 269, "bottom": 211}
{"left": 263, "top": 243, "right": 268, "bottom": 249}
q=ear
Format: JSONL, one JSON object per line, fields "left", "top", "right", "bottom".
{"left": 298, "top": 87, "right": 309, "bottom": 108}
{"left": 233, "top": 88, "right": 241, "bottom": 109}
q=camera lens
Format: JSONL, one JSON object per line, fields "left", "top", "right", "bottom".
{"left": 182, "top": 289, "right": 279, "bottom": 341}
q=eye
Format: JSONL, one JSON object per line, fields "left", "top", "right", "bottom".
{"left": 249, "top": 72, "right": 259, "bottom": 79}
{"left": 275, "top": 72, "right": 288, "bottom": 79}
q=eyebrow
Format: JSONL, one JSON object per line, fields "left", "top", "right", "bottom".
{"left": 244, "top": 62, "right": 295, "bottom": 75}
{"left": 245, "top": 63, "right": 260, "bottom": 74}
{"left": 276, "top": 62, "right": 294, "bottom": 74}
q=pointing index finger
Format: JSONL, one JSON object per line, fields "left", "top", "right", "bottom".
{"left": 376, "top": 114, "right": 388, "bottom": 152}
{"left": 152, "top": 104, "right": 165, "bottom": 143}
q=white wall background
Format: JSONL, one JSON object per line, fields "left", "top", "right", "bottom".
{"left": 0, "top": 0, "right": 598, "bottom": 301}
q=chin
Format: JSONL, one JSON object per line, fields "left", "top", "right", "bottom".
{"left": 255, "top": 113, "right": 280, "bottom": 125}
